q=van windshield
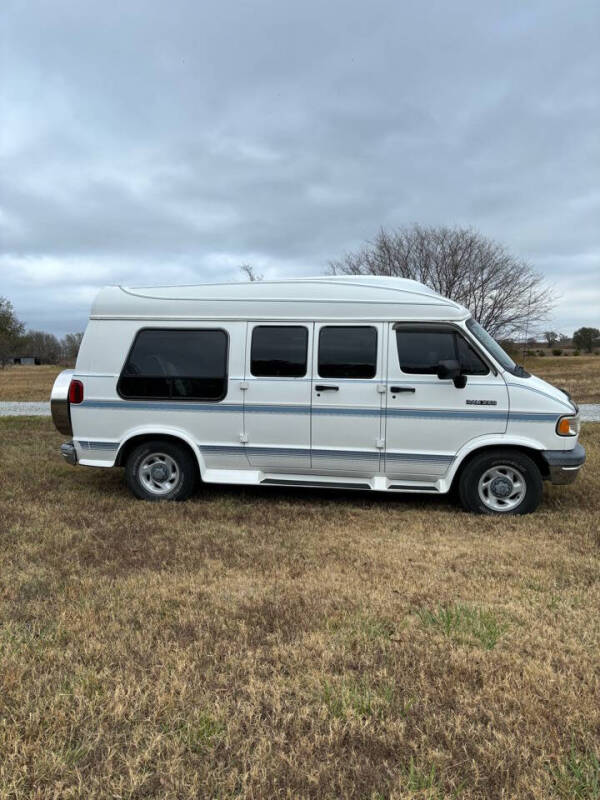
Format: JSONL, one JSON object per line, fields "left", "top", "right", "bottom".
{"left": 465, "top": 318, "right": 526, "bottom": 375}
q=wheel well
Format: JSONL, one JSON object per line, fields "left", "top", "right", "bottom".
{"left": 451, "top": 444, "right": 549, "bottom": 489}
{"left": 116, "top": 433, "right": 200, "bottom": 474}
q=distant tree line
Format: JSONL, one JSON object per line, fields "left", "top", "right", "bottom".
{"left": 0, "top": 297, "right": 83, "bottom": 368}
{"left": 541, "top": 328, "right": 600, "bottom": 353}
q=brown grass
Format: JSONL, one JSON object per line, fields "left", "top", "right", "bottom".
{"left": 0, "top": 417, "right": 599, "bottom": 799}
{"left": 521, "top": 355, "right": 600, "bottom": 403}
{"left": 0, "top": 365, "right": 63, "bottom": 401}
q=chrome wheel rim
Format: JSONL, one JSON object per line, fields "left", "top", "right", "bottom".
{"left": 138, "top": 453, "right": 180, "bottom": 496}
{"left": 478, "top": 465, "right": 526, "bottom": 512}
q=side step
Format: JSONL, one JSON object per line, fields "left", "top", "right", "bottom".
{"left": 261, "top": 478, "right": 371, "bottom": 490}
{"left": 388, "top": 484, "right": 439, "bottom": 492}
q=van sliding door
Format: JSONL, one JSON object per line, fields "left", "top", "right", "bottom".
{"left": 310, "top": 323, "right": 385, "bottom": 475}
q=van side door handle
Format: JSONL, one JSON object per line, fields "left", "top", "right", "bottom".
{"left": 390, "top": 386, "right": 415, "bottom": 393}
{"left": 315, "top": 384, "right": 339, "bottom": 392}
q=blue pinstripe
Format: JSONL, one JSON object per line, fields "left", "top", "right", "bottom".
{"left": 80, "top": 398, "right": 557, "bottom": 424}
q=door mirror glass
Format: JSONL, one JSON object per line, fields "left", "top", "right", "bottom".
{"left": 437, "top": 359, "right": 467, "bottom": 388}
{"left": 437, "top": 359, "right": 461, "bottom": 379}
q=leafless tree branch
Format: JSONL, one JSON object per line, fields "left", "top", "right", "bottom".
{"left": 329, "top": 225, "right": 555, "bottom": 337}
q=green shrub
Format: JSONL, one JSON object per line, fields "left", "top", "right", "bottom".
{"left": 573, "top": 350, "right": 581, "bottom": 356}
{"left": 552, "top": 348, "right": 563, "bottom": 356}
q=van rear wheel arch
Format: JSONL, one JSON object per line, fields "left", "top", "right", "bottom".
{"left": 123, "top": 437, "right": 199, "bottom": 501}
{"left": 116, "top": 433, "right": 200, "bottom": 474}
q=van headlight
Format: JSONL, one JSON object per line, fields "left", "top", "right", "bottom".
{"left": 556, "top": 415, "right": 580, "bottom": 437}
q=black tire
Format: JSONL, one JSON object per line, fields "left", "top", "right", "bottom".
{"left": 125, "top": 439, "right": 198, "bottom": 502}
{"left": 458, "top": 449, "right": 543, "bottom": 515}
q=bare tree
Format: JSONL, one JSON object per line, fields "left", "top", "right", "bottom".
{"left": 329, "top": 225, "right": 554, "bottom": 338}
{"left": 0, "top": 297, "right": 25, "bottom": 368}
{"left": 60, "top": 332, "right": 84, "bottom": 364}
{"left": 18, "top": 330, "right": 62, "bottom": 364}
{"left": 543, "top": 331, "right": 559, "bottom": 346}
{"left": 240, "top": 264, "right": 263, "bottom": 282}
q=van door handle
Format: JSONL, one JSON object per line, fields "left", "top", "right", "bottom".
{"left": 390, "top": 386, "right": 415, "bottom": 393}
{"left": 315, "top": 384, "right": 339, "bottom": 392}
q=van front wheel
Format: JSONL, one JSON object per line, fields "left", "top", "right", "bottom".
{"left": 125, "top": 440, "right": 197, "bottom": 501}
{"left": 458, "top": 450, "right": 543, "bottom": 515}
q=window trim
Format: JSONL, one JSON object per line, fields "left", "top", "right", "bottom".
{"left": 117, "top": 326, "right": 230, "bottom": 402}
{"left": 250, "top": 324, "right": 309, "bottom": 378}
{"left": 393, "top": 322, "right": 493, "bottom": 376}
{"left": 317, "top": 324, "right": 378, "bottom": 380}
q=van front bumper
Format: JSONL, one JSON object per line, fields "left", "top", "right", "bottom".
{"left": 60, "top": 441, "right": 78, "bottom": 466}
{"left": 541, "top": 444, "right": 586, "bottom": 485}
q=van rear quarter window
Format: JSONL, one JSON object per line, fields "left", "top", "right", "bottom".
{"left": 118, "top": 329, "right": 228, "bottom": 400}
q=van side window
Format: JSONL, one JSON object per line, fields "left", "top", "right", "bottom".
{"left": 118, "top": 329, "right": 228, "bottom": 400}
{"left": 396, "top": 329, "right": 488, "bottom": 375}
{"left": 251, "top": 326, "right": 308, "bottom": 377}
{"left": 455, "top": 335, "right": 489, "bottom": 375}
{"left": 318, "top": 326, "right": 377, "bottom": 379}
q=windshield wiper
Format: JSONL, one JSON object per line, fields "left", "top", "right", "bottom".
{"left": 512, "top": 364, "right": 530, "bottom": 378}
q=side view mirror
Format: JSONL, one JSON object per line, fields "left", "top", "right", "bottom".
{"left": 437, "top": 359, "right": 467, "bottom": 389}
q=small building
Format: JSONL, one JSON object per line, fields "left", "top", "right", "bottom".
{"left": 9, "top": 355, "right": 41, "bottom": 366}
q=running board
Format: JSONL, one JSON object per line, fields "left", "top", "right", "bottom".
{"left": 388, "top": 484, "right": 439, "bottom": 492}
{"left": 261, "top": 478, "right": 371, "bottom": 490}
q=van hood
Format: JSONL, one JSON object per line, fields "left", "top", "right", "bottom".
{"left": 507, "top": 371, "right": 577, "bottom": 413}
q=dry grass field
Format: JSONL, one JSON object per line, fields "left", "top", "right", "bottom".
{"left": 521, "top": 356, "right": 600, "bottom": 404}
{"left": 1, "top": 355, "right": 598, "bottom": 403}
{"left": 0, "top": 417, "right": 599, "bottom": 799}
{"left": 0, "top": 365, "right": 63, "bottom": 401}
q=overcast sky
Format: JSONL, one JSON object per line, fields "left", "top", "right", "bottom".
{"left": 1, "top": 0, "right": 599, "bottom": 337}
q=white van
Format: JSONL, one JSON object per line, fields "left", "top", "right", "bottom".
{"left": 50, "top": 277, "right": 585, "bottom": 514}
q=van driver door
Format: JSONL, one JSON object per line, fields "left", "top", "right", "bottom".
{"left": 384, "top": 323, "right": 509, "bottom": 483}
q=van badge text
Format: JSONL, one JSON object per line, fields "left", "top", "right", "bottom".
{"left": 466, "top": 399, "right": 497, "bottom": 406}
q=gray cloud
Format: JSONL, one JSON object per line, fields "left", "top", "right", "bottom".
{"left": 1, "top": 0, "right": 599, "bottom": 336}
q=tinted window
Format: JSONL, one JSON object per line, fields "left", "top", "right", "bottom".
{"left": 319, "top": 326, "right": 377, "bottom": 379}
{"left": 396, "top": 329, "right": 488, "bottom": 375}
{"left": 456, "top": 336, "right": 488, "bottom": 375}
{"left": 251, "top": 326, "right": 308, "bottom": 377}
{"left": 118, "top": 329, "right": 228, "bottom": 400}
{"left": 466, "top": 318, "right": 517, "bottom": 373}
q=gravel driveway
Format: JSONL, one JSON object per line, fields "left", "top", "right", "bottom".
{"left": 0, "top": 402, "right": 51, "bottom": 416}
{"left": 1, "top": 401, "right": 599, "bottom": 420}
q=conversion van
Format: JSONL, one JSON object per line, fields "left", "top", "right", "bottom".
{"left": 50, "top": 277, "right": 585, "bottom": 514}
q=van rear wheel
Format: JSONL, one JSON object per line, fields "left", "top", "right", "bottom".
{"left": 125, "top": 440, "right": 197, "bottom": 501}
{"left": 458, "top": 449, "right": 543, "bottom": 515}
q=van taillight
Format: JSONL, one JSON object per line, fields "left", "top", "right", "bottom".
{"left": 69, "top": 379, "right": 84, "bottom": 404}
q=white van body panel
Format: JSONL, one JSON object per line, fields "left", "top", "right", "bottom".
{"left": 59, "top": 277, "right": 582, "bottom": 494}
